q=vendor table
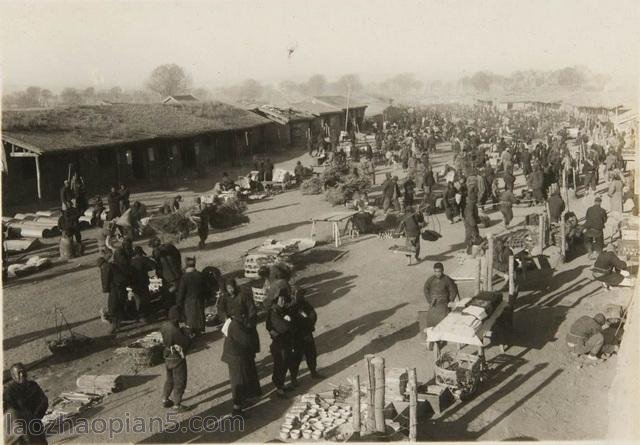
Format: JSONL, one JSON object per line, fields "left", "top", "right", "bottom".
{"left": 426, "top": 300, "right": 508, "bottom": 367}
{"left": 310, "top": 211, "right": 358, "bottom": 247}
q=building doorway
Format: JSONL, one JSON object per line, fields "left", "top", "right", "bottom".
{"left": 132, "top": 148, "right": 146, "bottom": 179}
{"left": 181, "top": 143, "right": 197, "bottom": 169}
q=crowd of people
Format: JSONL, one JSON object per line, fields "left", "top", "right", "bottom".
{"left": 4, "top": 101, "right": 636, "bottom": 442}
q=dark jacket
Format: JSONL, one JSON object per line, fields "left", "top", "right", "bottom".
{"left": 221, "top": 319, "right": 254, "bottom": 364}
{"left": 291, "top": 294, "right": 317, "bottom": 336}
{"left": 152, "top": 243, "right": 182, "bottom": 283}
{"left": 266, "top": 304, "right": 293, "bottom": 341}
{"left": 3, "top": 380, "right": 48, "bottom": 420}
{"left": 160, "top": 321, "right": 190, "bottom": 353}
{"left": 547, "top": 193, "right": 566, "bottom": 223}
{"left": 568, "top": 316, "right": 601, "bottom": 339}
{"left": 585, "top": 205, "right": 607, "bottom": 231}
{"left": 130, "top": 255, "right": 156, "bottom": 294}
{"left": 594, "top": 251, "right": 627, "bottom": 272}
{"left": 108, "top": 192, "right": 121, "bottom": 218}
{"left": 216, "top": 288, "right": 260, "bottom": 354}
{"left": 177, "top": 269, "right": 206, "bottom": 332}
{"left": 400, "top": 212, "right": 424, "bottom": 237}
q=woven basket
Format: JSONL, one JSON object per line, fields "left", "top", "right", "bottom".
{"left": 251, "top": 287, "right": 268, "bottom": 304}
{"left": 127, "top": 343, "right": 163, "bottom": 367}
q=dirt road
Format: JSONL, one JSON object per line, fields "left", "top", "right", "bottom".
{"left": 3, "top": 142, "right": 629, "bottom": 442}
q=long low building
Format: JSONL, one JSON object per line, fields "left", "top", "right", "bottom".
{"left": 1, "top": 101, "right": 274, "bottom": 206}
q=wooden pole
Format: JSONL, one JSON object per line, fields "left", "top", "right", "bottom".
{"left": 486, "top": 234, "right": 495, "bottom": 291}
{"left": 538, "top": 212, "right": 545, "bottom": 254}
{"left": 508, "top": 255, "right": 515, "bottom": 296}
{"left": 353, "top": 374, "right": 361, "bottom": 434}
{"left": 371, "top": 357, "right": 385, "bottom": 433}
{"left": 35, "top": 155, "right": 42, "bottom": 200}
{"left": 560, "top": 210, "right": 567, "bottom": 259}
{"left": 475, "top": 257, "right": 482, "bottom": 295}
{"left": 409, "top": 368, "right": 418, "bottom": 441}
{"left": 365, "top": 355, "right": 376, "bottom": 431}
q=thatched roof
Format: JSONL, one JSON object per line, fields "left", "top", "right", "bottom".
{"left": 314, "top": 95, "right": 368, "bottom": 110}
{"left": 252, "top": 105, "right": 315, "bottom": 125}
{"left": 291, "top": 99, "right": 342, "bottom": 116}
{"left": 1, "top": 102, "right": 271, "bottom": 154}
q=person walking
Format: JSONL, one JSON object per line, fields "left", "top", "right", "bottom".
{"left": 499, "top": 186, "right": 519, "bottom": 228}
{"left": 161, "top": 306, "right": 191, "bottom": 411}
{"left": 399, "top": 206, "right": 424, "bottom": 263}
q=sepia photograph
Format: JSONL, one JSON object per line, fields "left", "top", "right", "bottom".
{"left": 1, "top": 0, "right": 639, "bottom": 442}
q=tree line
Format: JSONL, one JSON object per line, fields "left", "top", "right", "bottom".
{"left": 2, "top": 63, "right": 612, "bottom": 110}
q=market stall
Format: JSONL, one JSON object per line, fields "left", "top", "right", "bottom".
{"left": 310, "top": 211, "right": 359, "bottom": 247}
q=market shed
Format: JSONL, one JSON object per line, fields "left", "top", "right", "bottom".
{"left": 250, "top": 105, "right": 315, "bottom": 147}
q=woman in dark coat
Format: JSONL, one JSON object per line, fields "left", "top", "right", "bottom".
{"left": 221, "top": 318, "right": 255, "bottom": 416}
{"left": 265, "top": 159, "right": 274, "bottom": 182}
{"left": 177, "top": 257, "right": 206, "bottom": 336}
{"left": 107, "top": 186, "right": 121, "bottom": 220}
{"left": 217, "top": 279, "right": 261, "bottom": 400}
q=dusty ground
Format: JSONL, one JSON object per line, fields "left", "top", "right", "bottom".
{"left": 2, "top": 142, "right": 633, "bottom": 442}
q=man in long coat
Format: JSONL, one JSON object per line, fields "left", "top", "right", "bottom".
{"left": 150, "top": 237, "right": 182, "bottom": 308}
{"left": 177, "top": 257, "right": 206, "bottom": 336}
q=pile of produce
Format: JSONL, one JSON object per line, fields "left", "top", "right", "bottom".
{"left": 210, "top": 196, "right": 249, "bottom": 229}
{"left": 300, "top": 177, "right": 324, "bottom": 195}
{"left": 324, "top": 174, "right": 372, "bottom": 206}
{"left": 279, "top": 393, "right": 354, "bottom": 441}
{"left": 147, "top": 210, "right": 195, "bottom": 235}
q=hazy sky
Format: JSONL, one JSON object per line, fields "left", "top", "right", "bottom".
{"left": 1, "top": 0, "right": 639, "bottom": 92}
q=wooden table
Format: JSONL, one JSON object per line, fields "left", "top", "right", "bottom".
{"left": 426, "top": 300, "right": 508, "bottom": 362}
{"left": 310, "top": 211, "right": 358, "bottom": 247}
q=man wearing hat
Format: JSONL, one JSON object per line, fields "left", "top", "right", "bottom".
{"left": 161, "top": 306, "right": 191, "bottom": 411}
{"left": 584, "top": 197, "right": 607, "bottom": 258}
{"left": 566, "top": 313, "right": 607, "bottom": 360}
{"left": 177, "top": 257, "right": 206, "bottom": 336}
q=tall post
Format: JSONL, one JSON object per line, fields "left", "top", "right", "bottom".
{"left": 371, "top": 357, "right": 385, "bottom": 433}
{"left": 486, "top": 234, "right": 495, "bottom": 291}
{"left": 353, "top": 374, "right": 361, "bottom": 434}
{"left": 508, "top": 255, "right": 515, "bottom": 296}
{"left": 475, "top": 257, "right": 482, "bottom": 295}
{"left": 560, "top": 210, "right": 567, "bottom": 259}
{"left": 344, "top": 83, "right": 351, "bottom": 133}
{"left": 35, "top": 155, "right": 42, "bottom": 200}
{"left": 538, "top": 212, "right": 545, "bottom": 254}
{"left": 365, "top": 355, "right": 376, "bottom": 431}
{"left": 409, "top": 368, "right": 418, "bottom": 442}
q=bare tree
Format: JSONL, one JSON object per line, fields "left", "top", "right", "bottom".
{"left": 306, "top": 74, "right": 327, "bottom": 96}
{"left": 61, "top": 87, "right": 82, "bottom": 105}
{"left": 238, "top": 79, "right": 263, "bottom": 102}
{"left": 146, "top": 63, "right": 192, "bottom": 97}
{"left": 40, "top": 89, "right": 54, "bottom": 107}
{"left": 333, "top": 74, "right": 363, "bottom": 95}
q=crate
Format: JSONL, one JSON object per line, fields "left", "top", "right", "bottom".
{"left": 244, "top": 254, "right": 278, "bottom": 278}
{"left": 252, "top": 287, "right": 268, "bottom": 304}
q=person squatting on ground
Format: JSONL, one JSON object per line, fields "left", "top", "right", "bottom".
{"left": 161, "top": 306, "right": 191, "bottom": 411}
{"left": 566, "top": 313, "right": 607, "bottom": 361}
{"left": 592, "top": 244, "right": 630, "bottom": 290}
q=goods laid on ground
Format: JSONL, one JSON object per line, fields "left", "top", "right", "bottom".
{"left": 209, "top": 196, "right": 249, "bottom": 230}
{"left": 6, "top": 255, "right": 51, "bottom": 278}
{"left": 278, "top": 392, "right": 355, "bottom": 441}
{"left": 3, "top": 237, "right": 41, "bottom": 253}
{"left": 47, "top": 333, "right": 92, "bottom": 355}
{"left": 146, "top": 211, "right": 196, "bottom": 239}
{"left": 244, "top": 238, "right": 315, "bottom": 278}
{"left": 115, "top": 332, "right": 163, "bottom": 367}
{"left": 618, "top": 216, "right": 639, "bottom": 261}
{"left": 76, "top": 375, "right": 122, "bottom": 395}
{"left": 300, "top": 177, "right": 324, "bottom": 195}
